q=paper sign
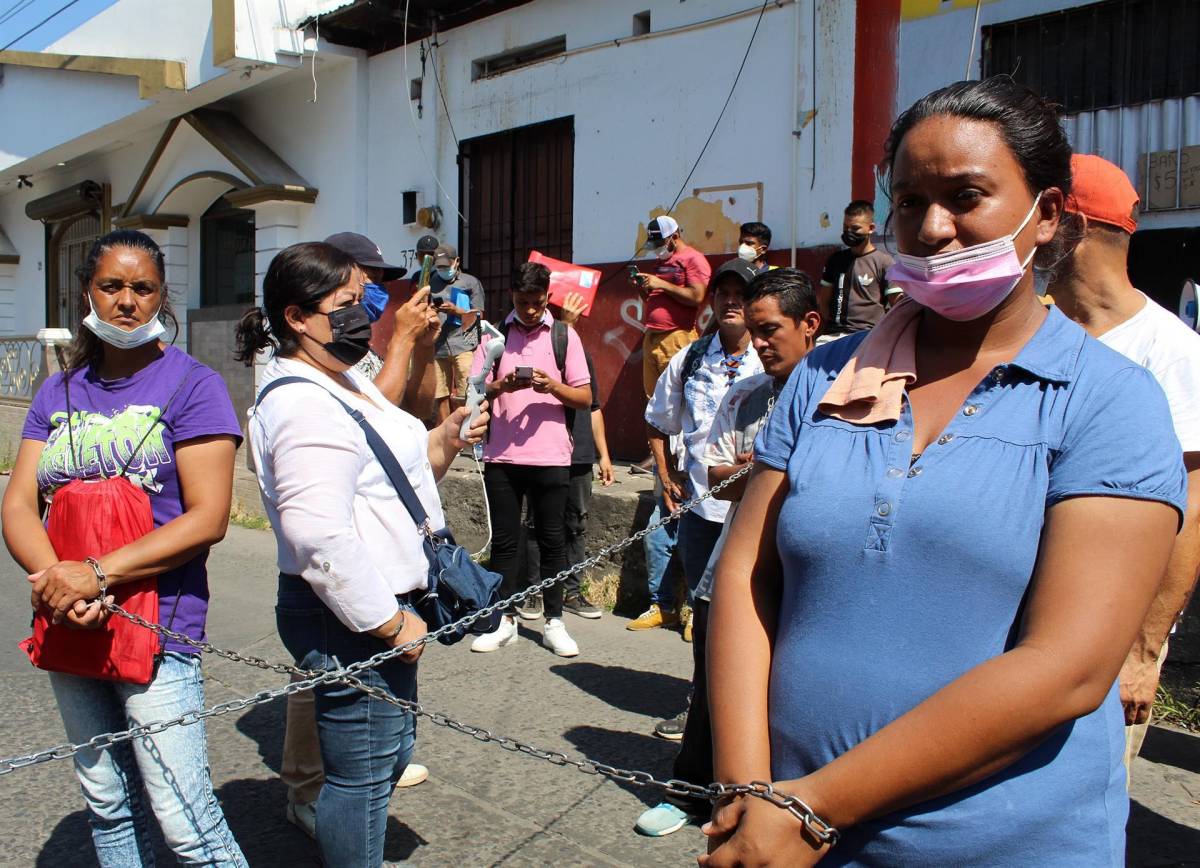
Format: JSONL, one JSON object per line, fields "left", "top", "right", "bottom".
{"left": 528, "top": 251, "right": 600, "bottom": 317}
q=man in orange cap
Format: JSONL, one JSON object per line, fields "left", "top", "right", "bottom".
{"left": 1049, "top": 153, "right": 1200, "bottom": 785}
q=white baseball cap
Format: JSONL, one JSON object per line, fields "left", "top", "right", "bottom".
{"left": 646, "top": 215, "right": 680, "bottom": 246}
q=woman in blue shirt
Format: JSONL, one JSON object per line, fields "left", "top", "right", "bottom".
{"left": 703, "top": 77, "right": 1187, "bottom": 867}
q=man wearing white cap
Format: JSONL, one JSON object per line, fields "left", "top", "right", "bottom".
{"left": 631, "top": 215, "right": 712, "bottom": 398}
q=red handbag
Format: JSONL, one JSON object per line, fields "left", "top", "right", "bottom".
{"left": 18, "top": 370, "right": 190, "bottom": 684}
{"left": 20, "top": 476, "right": 161, "bottom": 684}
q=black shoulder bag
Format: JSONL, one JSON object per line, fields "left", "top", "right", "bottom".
{"left": 256, "top": 376, "right": 502, "bottom": 645}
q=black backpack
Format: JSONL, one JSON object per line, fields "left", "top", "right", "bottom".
{"left": 490, "top": 319, "right": 575, "bottom": 432}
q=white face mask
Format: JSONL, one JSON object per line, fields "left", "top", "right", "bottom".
{"left": 737, "top": 243, "right": 759, "bottom": 262}
{"left": 82, "top": 300, "right": 167, "bottom": 350}
{"left": 654, "top": 242, "right": 672, "bottom": 260}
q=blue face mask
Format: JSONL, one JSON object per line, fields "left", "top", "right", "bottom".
{"left": 362, "top": 283, "right": 390, "bottom": 323}
{"left": 436, "top": 267, "right": 457, "bottom": 283}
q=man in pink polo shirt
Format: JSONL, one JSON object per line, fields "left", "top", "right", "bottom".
{"left": 469, "top": 262, "right": 593, "bottom": 657}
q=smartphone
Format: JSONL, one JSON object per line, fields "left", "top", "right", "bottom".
{"left": 418, "top": 254, "right": 435, "bottom": 298}
{"left": 515, "top": 365, "right": 534, "bottom": 380}
{"left": 627, "top": 264, "right": 641, "bottom": 281}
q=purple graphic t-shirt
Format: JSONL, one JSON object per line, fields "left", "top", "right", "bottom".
{"left": 22, "top": 346, "right": 243, "bottom": 654}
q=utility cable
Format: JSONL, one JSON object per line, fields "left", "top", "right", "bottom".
{"left": 593, "top": 0, "right": 770, "bottom": 295}
{"left": 403, "top": 0, "right": 468, "bottom": 225}
{"left": 0, "top": 0, "right": 37, "bottom": 29}
{"left": 965, "top": 0, "right": 983, "bottom": 79}
{"left": 427, "top": 37, "right": 460, "bottom": 149}
{"left": 309, "top": 14, "right": 319, "bottom": 103}
{"left": 0, "top": 0, "right": 81, "bottom": 51}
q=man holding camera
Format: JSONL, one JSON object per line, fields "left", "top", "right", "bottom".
{"left": 430, "top": 243, "right": 484, "bottom": 423}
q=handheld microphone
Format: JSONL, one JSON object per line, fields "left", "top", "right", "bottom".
{"left": 461, "top": 320, "right": 505, "bottom": 457}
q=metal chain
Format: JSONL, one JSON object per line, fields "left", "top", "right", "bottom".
{"left": 0, "top": 444, "right": 840, "bottom": 844}
{"left": 339, "top": 672, "right": 838, "bottom": 846}
{"left": 103, "top": 459, "right": 759, "bottom": 673}
{"left": 0, "top": 462, "right": 755, "bottom": 773}
{"left": 107, "top": 607, "right": 314, "bottom": 677}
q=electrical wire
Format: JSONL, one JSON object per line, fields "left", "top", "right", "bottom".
{"left": 427, "top": 37, "right": 460, "bottom": 149}
{"left": 403, "top": 0, "right": 468, "bottom": 225}
{"left": 0, "top": 0, "right": 82, "bottom": 51}
{"left": 309, "top": 14, "right": 319, "bottom": 103}
{"left": 592, "top": 0, "right": 771, "bottom": 295}
{"left": 0, "top": 0, "right": 37, "bottom": 28}
{"left": 469, "top": 449, "right": 491, "bottom": 560}
{"left": 810, "top": 0, "right": 816, "bottom": 190}
{"left": 965, "top": 0, "right": 983, "bottom": 79}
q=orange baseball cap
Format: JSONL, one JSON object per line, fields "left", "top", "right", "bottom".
{"left": 1065, "top": 154, "right": 1139, "bottom": 234}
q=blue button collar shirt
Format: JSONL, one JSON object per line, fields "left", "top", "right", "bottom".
{"left": 753, "top": 305, "right": 1185, "bottom": 866}
{"left": 645, "top": 333, "right": 762, "bottom": 522}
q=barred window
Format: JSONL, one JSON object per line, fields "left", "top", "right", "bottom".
{"left": 982, "top": 0, "right": 1200, "bottom": 113}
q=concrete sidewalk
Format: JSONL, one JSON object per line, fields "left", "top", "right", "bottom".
{"left": 0, "top": 518, "right": 1197, "bottom": 865}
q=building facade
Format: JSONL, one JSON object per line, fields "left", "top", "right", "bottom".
{"left": 899, "top": 0, "right": 1200, "bottom": 313}
{"left": 0, "top": 0, "right": 902, "bottom": 457}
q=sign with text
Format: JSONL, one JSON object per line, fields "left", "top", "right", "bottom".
{"left": 1145, "top": 150, "right": 1178, "bottom": 210}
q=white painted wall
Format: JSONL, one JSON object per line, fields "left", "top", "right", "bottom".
{"left": 0, "top": 0, "right": 337, "bottom": 180}
{"left": 364, "top": 0, "right": 856, "bottom": 263}
{"left": 896, "top": 0, "right": 1088, "bottom": 113}
{"left": 0, "top": 0, "right": 866, "bottom": 336}
{"left": 41, "top": 0, "right": 222, "bottom": 88}
{"left": 897, "top": 0, "right": 1200, "bottom": 233}
{"left": 0, "top": 128, "right": 160, "bottom": 335}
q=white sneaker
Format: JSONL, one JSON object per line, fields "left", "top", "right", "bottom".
{"left": 396, "top": 762, "right": 428, "bottom": 788}
{"left": 470, "top": 615, "right": 518, "bottom": 652}
{"left": 286, "top": 800, "right": 317, "bottom": 839}
{"left": 542, "top": 618, "right": 579, "bottom": 657}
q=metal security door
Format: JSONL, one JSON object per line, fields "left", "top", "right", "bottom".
{"left": 460, "top": 117, "right": 574, "bottom": 319}
{"left": 49, "top": 213, "right": 101, "bottom": 329}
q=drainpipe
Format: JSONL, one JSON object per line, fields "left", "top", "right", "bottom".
{"left": 790, "top": 0, "right": 803, "bottom": 267}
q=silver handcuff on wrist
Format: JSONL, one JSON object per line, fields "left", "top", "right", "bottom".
{"left": 83, "top": 557, "right": 108, "bottom": 600}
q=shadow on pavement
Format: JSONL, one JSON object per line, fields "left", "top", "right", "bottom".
{"left": 234, "top": 695, "right": 286, "bottom": 774}
{"left": 1126, "top": 799, "right": 1200, "bottom": 867}
{"left": 562, "top": 723, "right": 682, "bottom": 809}
{"left": 1139, "top": 725, "right": 1200, "bottom": 775}
{"left": 550, "top": 662, "right": 690, "bottom": 719}
{"left": 38, "top": 776, "right": 421, "bottom": 866}
{"left": 37, "top": 808, "right": 101, "bottom": 867}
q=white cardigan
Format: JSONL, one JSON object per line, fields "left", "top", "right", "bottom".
{"left": 249, "top": 357, "right": 445, "bottom": 632}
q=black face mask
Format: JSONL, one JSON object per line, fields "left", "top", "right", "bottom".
{"left": 320, "top": 303, "right": 373, "bottom": 365}
{"left": 842, "top": 230, "right": 868, "bottom": 248}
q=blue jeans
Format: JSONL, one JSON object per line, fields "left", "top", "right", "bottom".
{"left": 677, "top": 512, "right": 725, "bottom": 606}
{"left": 49, "top": 653, "right": 247, "bottom": 867}
{"left": 276, "top": 575, "right": 417, "bottom": 868}
{"left": 644, "top": 493, "right": 682, "bottom": 611}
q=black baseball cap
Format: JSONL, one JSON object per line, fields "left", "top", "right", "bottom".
{"left": 324, "top": 232, "right": 407, "bottom": 281}
{"left": 416, "top": 234, "right": 440, "bottom": 255}
{"left": 645, "top": 215, "right": 680, "bottom": 247}
{"left": 711, "top": 257, "right": 757, "bottom": 287}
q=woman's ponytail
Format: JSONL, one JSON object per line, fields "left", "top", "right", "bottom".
{"left": 235, "top": 307, "right": 276, "bottom": 365}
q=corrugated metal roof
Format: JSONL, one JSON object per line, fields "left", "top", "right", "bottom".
{"left": 1063, "top": 96, "right": 1200, "bottom": 212}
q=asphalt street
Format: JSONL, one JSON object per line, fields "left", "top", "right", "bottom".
{"left": 0, "top": 491, "right": 1196, "bottom": 866}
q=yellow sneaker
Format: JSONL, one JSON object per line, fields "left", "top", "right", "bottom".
{"left": 627, "top": 604, "right": 679, "bottom": 631}
{"left": 682, "top": 610, "right": 693, "bottom": 643}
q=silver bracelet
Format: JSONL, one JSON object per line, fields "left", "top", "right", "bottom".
{"left": 386, "top": 611, "right": 406, "bottom": 642}
{"left": 83, "top": 557, "right": 108, "bottom": 600}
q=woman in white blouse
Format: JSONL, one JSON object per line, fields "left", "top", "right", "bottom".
{"left": 235, "top": 241, "right": 487, "bottom": 867}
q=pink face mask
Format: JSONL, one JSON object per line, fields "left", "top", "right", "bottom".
{"left": 886, "top": 193, "right": 1042, "bottom": 321}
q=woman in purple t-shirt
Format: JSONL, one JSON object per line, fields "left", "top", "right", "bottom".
{"left": 1, "top": 230, "right": 246, "bottom": 865}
